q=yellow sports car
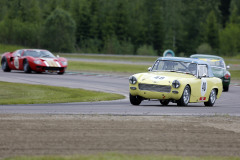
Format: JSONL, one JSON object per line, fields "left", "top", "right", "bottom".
{"left": 129, "top": 57, "right": 223, "bottom": 106}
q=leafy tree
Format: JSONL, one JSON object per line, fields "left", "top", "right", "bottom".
{"left": 219, "top": 0, "right": 231, "bottom": 27}
{"left": 151, "top": 2, "right": 164, "bottom": 55}
{"left": 162, "top": 0, "right": 184, "bottom": 54}
{"left": 0, "top": 0, "right": 8, "bottom": 21}
{"left": 0, "top": 0, "right": 41, "bottom": 47}
{"left": 203, "top": 10, "right": 219, "bottom": 50}
{"left": 219, "top": 23, "right": 240, "bottom": 56}
{"left": 0, "top": 0, "right": 236, "bottom": 55}
{"left": 230, "top": 0, "right": 240, "bottom": 16}
{"left": 229, "top": 5, "right": 240, "bottom": 24}
{"left": 196, "top": 43, "right": 213, "bottom": 54}
{"left": 136, "top": 45, "right": 157, "bottom": 56}
{"left": 127, "top": 0, "right": 146, "bottom": 53}
{"left": 219, "top": 0, "right": 240, "bottom": 56}
{"left": 114, "top": 1, "right": 129, "bottom": 41}
{"left": 70, "top": 0, "right": 91, "bottom": 47}
{"left": 41, "top": 8, "right": 76, "bottom": 52}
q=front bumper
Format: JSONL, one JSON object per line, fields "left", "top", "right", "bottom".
{"left": 130, "top": 83, "right": 182, "bottom": 100}
{"left": 35, "top": 66, "right": 66, "bottom": 72}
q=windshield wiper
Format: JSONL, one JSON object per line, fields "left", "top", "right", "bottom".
{"left": 41, "top": 55, "right": 50, "bottom": 58}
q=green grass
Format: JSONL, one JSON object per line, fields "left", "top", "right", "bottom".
{"left": 3, "top": 153, "right": 240, "bottom": 160}
{"left": 230, "top": 70, "right": 240, "bottom": 80}
{"left": 0, "top": 81, "right": 124, "bottom": 105}
{"left": 67, "top": 61, "right": 240, "bottom": 80}
{"left": 225, "top": 59, "right": 240, "bottom": 65}
{"left": 59, "top": 53, "right": 240, "bottom": 65}
{"left": 59, "top": 53, "right": 158, "bottom": 62}
{"left": 0, "top": 44, "right": 27, "bottom": 53}
{"left": 68, "top": 61, "right": 150, "bottom": 74}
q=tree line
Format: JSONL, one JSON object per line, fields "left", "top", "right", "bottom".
{"left": 0, "top": 0, "right": 239, "bottom": 56}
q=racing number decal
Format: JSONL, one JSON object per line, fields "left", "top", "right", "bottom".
{"left": 202, "top": 82, "right": 206, "bottom": 91}
{"left": 150, "top": 75, "right": 166, "bottom": 82}
{"left": 154, "top": 76, "right": 165, "bottom": 80}
{"left": 201, "top": 78, "right": 207, "bottom": 96}
{"left": 14, "top": 57, "right": 19, "bottom": 69}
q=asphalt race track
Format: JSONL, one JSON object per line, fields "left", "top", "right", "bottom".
{"left": 1, "top": 70, "right": 240, "bottom": 116}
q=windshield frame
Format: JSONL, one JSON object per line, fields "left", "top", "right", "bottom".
{"left": 199, "top": 58, "right": 226, "bottom": 69}
{"left": 23, "top": 50, "right": 55, "bottom": 58}
{"left": 151, "top": 60, "right": 198, "bottom": 77}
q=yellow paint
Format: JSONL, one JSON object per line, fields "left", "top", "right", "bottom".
{"left": 129, "top": 72, "right": 222, "bottom": 102}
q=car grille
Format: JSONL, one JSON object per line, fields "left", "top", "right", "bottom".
{"left": 44, "top": 67, "right": 63, "bottom": 71}
{"left": 138, "top": 83, "right": 171, "bottom": 93}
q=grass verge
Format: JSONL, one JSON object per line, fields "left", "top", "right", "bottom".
{"left": 59, "top": 53, "right": 158, "bottom": 62}
{"left": 0, "top": 81, "right": 124, "bottom": 105}
{"left": 3, "top": 153, "right": 240, "bottom": 160}
{"left": 230, "top": 70, "right": 240, "bottom": 80}
{"left": 68, "top": 61, "right": 149, "bottom": 74}
{"left": 68, "top": 61, "right": 240, "bottom": 80}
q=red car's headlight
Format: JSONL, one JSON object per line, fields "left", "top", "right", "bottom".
{"left": 61, "top": 61, "right": 67, "bottom": 66}
{"left": 34, "top": 60, "right": 42, "bottom": 65}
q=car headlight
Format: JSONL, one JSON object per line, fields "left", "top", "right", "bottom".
{"left": 172, "top": 80, "right": 180, "bottom": 88}
{"left": 129, "top": 76, "right": 137, "bottom": 84}
{"left": 61, "top": 61, "right": 68, "bottom": 66}
{"left": 34, "top": 60, "right": 42, "bottom": 65}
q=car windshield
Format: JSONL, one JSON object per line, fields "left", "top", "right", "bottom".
{"left": 152, "top": 60, "right": 197, "bottom": 76}
{"left": 23, "top": 50, "right": 55, "bottom": 58}
{"left": 199, "top": 58, "right": 225, "bottom": 69}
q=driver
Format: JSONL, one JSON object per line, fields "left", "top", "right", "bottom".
{"left": 188, "top": 63, "right": 197, "bottom": 75}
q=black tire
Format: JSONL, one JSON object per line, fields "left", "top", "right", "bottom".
{"left": 177, "top": 85, "right": 190, "bottom": 106}
{"left": 1, "top": 57, "right": 11, "bottom": 72}
{"left": 223, "top": 85, "right": 229, "bottom": 92}
{"left": 58, "top": 69, "right": 65, "bottom": 75}
{"left": 129, "top": 93, "right": 142, "bottom": 105}
{"left": 160, "top": 100, "right": 170, "bottom": 106}
{"left": 204, "top": 89, "right": 216, "bottom": 107}
{"left": 58, "top": 72, "right": 64, "bottom": 75}
{"left": 23, "top": 60, "right": 32, "bottom": 73}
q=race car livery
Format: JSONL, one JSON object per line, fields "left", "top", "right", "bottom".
{"left": 1, "top": 49, "right": 67, "bottom": 74}
{"left": 129, "top": 57, "right": 223, "bottom": 106}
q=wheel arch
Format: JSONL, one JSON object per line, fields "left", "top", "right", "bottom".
{"left": 214, "top": 88, "right": 219, "bottom": 96}
{"left": 1, "top": 56, "right": 6, "bottom": 64}
{"left": 23, "top": 58, "right": 28, "bottom": 64}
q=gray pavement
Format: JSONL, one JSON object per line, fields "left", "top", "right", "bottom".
{"left": 1, "top": 70, "right": 240, "bottom": 116}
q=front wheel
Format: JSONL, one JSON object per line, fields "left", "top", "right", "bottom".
{"left": 129, "top": 93, "right": 142, "bottom": 105}
{"left": 204, "top": 89, "right": 216, "bottom": 107}
{"left": 223, "top": 85, "right": 229, "bottom": 92}
{"left": 160, "top": 100, "right": 170, "bottom": 106}
{"left": 177, "top": 85, "right": 190, "bottom": 106}
{"left": 23, "top": 60, "right": 32, "bottom": 73}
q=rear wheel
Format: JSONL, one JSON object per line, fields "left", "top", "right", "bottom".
{"left": 223, "top": 85, "right": 229, "bottom": 92}
{"left": 204, "top": 89, "right": 216, "bottom": 106}
{"left": 23, "top": 60, "right": 32, "bottom": 73}
{"left": 160, "top": 100, "right": 170, "bottom": 106}
{"left": 177, "top": 85, "right": 190, "bottom": 106}
{"left": 1, "top": 57, "right": 11, "bottom": 72}
{"left": 129, "top": 93, "right": 142, "bottom": 105}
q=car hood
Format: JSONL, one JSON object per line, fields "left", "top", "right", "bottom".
{"left": 135, "top": 72, "right": 195, "bottom": 85}
{"left": 211, "top": 67, "right": 224, "bottom": 78}
{"left": 35, "top": 58, "right": 62, "bottom": 67}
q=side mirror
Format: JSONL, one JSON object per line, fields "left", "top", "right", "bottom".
{"left": 56, "top": 55, "right": 60, "bottom": 58}
{"left": 198, "top": 73, "right": 207, "bottom": 79}
{"left": 226, "top": 65, "right": 230, "bottom": 69}
{"left": 148, "top": 67, "right": 152, "bottom": 71}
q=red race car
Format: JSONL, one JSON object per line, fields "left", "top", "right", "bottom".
{"left": 1, "top": 49, "right": 67, "bottom": 74}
